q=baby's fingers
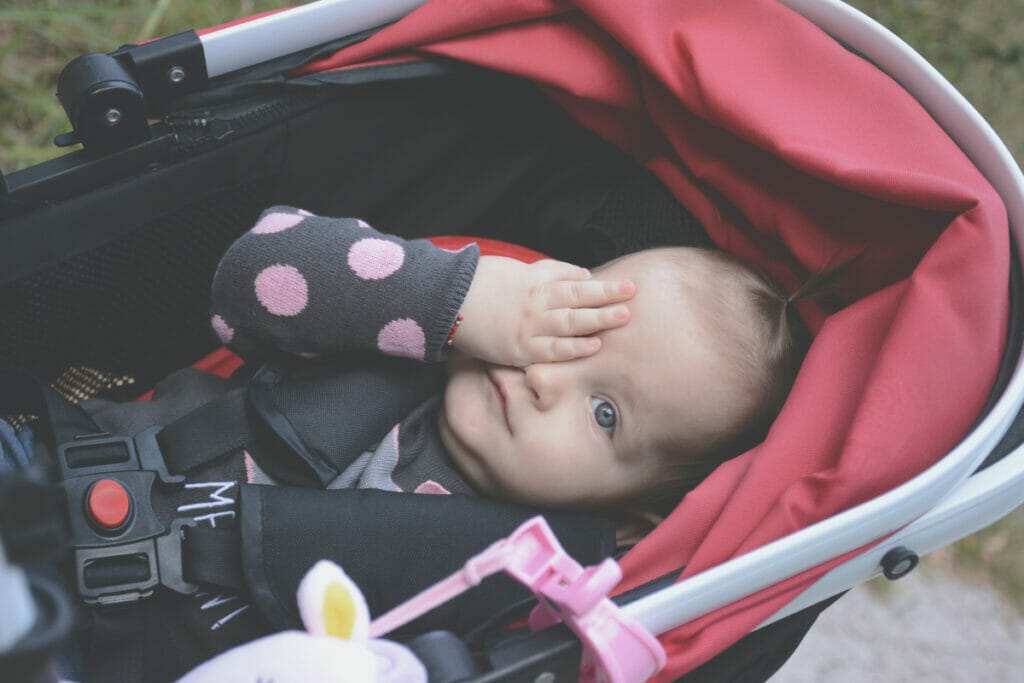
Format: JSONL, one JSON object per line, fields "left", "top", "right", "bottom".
{"left": 546, "top": 305, "right": 630, "bottom": 338}
{"left": 529, "top": 336, "right": 603, "bottom": 363}
{"left": 545, "top": 279, "right": 636, "bottom": 309}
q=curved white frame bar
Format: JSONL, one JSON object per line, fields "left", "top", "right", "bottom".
{"left": 767, "top": 441, "right": 1024, "bottom": 625}
{"left": 623, "top": 0, "right": 1024, "bottom": 636}
{"left": 191, "top": 0, "right": 1024, "bottom": 644}
{"left": 199, "top": 0, "right": 431, "bottom": 78}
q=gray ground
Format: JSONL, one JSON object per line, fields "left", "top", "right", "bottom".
{"left": 772, "top": 566, "right": 1024, "bottom": 681}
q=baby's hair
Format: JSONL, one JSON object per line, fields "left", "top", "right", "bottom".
{"left": 641, "top": 248, "right": 855, "bottom": 512}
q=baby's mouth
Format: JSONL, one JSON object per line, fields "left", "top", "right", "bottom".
{"left": 486, "top": 367, "right": 512, "bottom": 433}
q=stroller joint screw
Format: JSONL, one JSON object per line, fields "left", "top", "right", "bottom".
{"left": 104, "top": 109, "right": 122, "bottom": 126}
{"left": 880, "top": 546, "right": 919, "bottom": 580}
{"left": 168, "top": 66, "right": 186, "bottom": 84}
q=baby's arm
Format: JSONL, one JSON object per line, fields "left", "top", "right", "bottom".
{"left": 210, "top": 207, "right": 478, "bottom": 362}
{"left": 455, "top": 256, "right": 635, "bottom": 367}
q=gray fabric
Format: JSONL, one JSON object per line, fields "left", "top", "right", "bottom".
{"left": 211, "top": 206, "right": 479, "bottom": 364}
{"left": 252, "top": 357, "right": 442, "bottom": 481}
{"left": 392, "top": 397, "right": 474, "bottom": 495}
{"left": 324, "top": 397, "right": 473, "bottom": 495}
{"left": 82, "top": 367, "right": 235, "bottom": 436}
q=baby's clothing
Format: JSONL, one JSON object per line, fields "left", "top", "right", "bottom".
{"left": 86, "top": 207, "right": 481, "bottom": 499}
{"left": 210, "top": 207, "right": 480, "bottom": 495}
{"left": 210, "top": 210, "right": 476, "bottom": 365}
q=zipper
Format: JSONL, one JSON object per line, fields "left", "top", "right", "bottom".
{"left": 163, "top": 91, "right": 321, "bottom": 153}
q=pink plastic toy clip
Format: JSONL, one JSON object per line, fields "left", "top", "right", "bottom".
{"left": 369, "top": 516, "right": 665, "bottom": 683}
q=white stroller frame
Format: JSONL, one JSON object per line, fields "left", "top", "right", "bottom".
{"left": 3, "top": 0, "right": 1022, "bottom": 670}
{"left": 199, "top": 0, "right": 1024, "bottom": 638}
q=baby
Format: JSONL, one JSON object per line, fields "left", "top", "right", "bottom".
{"left": 211, "top": 207, "right": 808, "bottom": 510}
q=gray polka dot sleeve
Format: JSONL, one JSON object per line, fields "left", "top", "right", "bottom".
{"left": 210, "top": 206, "right": 479, "bottom": 363}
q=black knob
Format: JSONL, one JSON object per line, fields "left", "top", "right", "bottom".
{"left": 880, "top": 546, "right": 919, "bottom": 580}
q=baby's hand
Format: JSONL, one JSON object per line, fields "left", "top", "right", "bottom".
{"left": 455, "top": 256, "right": 635, "bottom": 366}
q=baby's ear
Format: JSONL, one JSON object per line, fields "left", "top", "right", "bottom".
{"left": 296, "top": 560, "right": 371, "bottom": 641}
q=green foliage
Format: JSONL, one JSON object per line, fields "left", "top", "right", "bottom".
{"left": 0, "top": 0, "right": 286, "bottom": 172}
{"left": 845, "top": 0, "right": 1023, "bottom": 166}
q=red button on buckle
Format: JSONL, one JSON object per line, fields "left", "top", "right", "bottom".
{"left": 87, "top": 478, "right": 131, "bottom": 530}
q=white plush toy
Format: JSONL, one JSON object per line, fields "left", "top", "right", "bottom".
{"left": 177, "top": 561, "right": 426, "bottom": 683}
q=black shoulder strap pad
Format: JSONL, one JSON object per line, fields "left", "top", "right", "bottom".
{"left": 237, "top": 484, "right": 617, "bottom": 635}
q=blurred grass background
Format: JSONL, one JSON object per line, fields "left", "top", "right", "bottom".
{"left": 0, "top": 0, "right": 287, "bottom": 170}
{"left": 1, "top": 0, "right": 1023, "bottom": 607}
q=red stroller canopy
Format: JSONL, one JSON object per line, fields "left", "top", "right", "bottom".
{"left": 243, "top": 0, "right": 1007, "bottom": 677}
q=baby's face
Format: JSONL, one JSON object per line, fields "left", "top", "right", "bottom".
{"left": 438, "top": 250, "right": 750, "bottom": 507}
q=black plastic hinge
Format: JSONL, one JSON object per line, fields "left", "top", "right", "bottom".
{"left": 55, "top": 30, "right": 208, "bottom": 156}
{"left": 111, "top": 30, "right": 209, "bottom": 112}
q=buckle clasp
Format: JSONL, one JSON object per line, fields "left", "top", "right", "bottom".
{"left": 57, "top": 430, "right": 195, "bottom": 605}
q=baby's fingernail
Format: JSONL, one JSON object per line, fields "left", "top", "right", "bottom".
{"left": 612, "top": 305, "right": 629, "bottom": 321}
{"left": 619, "top": 280, "right": 636, "bottom": 295}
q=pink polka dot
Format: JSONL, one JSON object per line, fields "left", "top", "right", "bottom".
{"left": 413, "top": 480, "right": 451, "bottom": 495}
{"left": 211, "top": 314, "right": 234, "bottom": 344}
{"left": 252, "top": 212, "right": 304, "bottom": 234}
{"left": 255, "top": 264, "right": 308, "bottom": 316}
{"left": 348, "top": 238, "right": 405, "bottom": 280}
{"left": 377, "top": 319, "right": 425, "bottom": 360}
{"left": 244, "top": 451, "right": 256, "bottom": 484}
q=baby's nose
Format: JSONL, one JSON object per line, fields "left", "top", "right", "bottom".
{"left": 523, "top": 363, "right": 567, "bottom": 409}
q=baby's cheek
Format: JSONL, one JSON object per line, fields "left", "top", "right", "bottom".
{"left": 516, "top": 432, "right": 566, "bottom": 471}
{"left": 444, "top": 383, "right": 493, "bottom": 447}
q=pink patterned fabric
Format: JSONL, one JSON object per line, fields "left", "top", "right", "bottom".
{"left": 252, "top": 212, "right": 305, "bottom": 234}
{"left": 348, "top": 238, "right": 405, "bottom": 280}
{"left": 413, "top": 480, "right": 451, "bottom": 495}
{"left": 376, "top": 318, "right": 426, "bottom": 360}
{"left": 255, "top": 264, "right": 308, "bottom": 316}
{"left": 210, "top": 314, "right": 234, "bottom": 344}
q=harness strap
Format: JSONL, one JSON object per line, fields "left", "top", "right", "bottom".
{"left": 85, "top": 606, "right": 146, "bottom": 683}
{"left": 0, "top": 369, "right": 253, "bottom": 480}
{"left": 182, "top": 526, "right": 245, "bottom": 591}
{"left": 154, "top": 386, "right": 253, "bottom": 475}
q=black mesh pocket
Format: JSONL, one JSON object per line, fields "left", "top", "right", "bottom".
{"left": 582, "top": 170, "right": 712, "bottom": 262}
{"left": 0, "top": 178, "right": 273, "bottom": 402}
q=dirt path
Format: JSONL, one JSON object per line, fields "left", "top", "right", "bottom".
{"left": 772, "top": 568, "right": 1024, "bottom": 681}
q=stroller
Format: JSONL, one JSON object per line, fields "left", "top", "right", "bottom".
{"left": 2, "top": 0, "right": 1024, "bottom": 680}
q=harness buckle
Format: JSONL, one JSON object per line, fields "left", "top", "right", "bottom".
{"left": 57, "top": 429, "right": 197, "bottom": 605}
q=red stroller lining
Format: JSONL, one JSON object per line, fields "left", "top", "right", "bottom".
{"left": 279, "top": 0, "right": 1008, "bottom": 677}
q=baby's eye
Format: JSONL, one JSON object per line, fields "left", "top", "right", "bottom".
{"left": 590, "top": 397, "right": 617, "bottom": 435}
